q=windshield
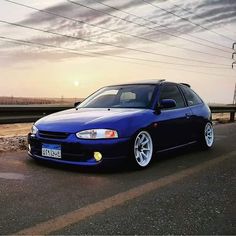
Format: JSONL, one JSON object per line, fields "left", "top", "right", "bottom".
{"left": 78, "top": 85, "right": 156, "bottom": 109}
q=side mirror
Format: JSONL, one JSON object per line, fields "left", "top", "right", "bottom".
{"left": 74, "top": 101, "right": 81, "bottom": 108}
{"left": 160, "top": 99, "right": 176, "bottom": 109}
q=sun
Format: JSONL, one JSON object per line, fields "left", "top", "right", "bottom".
{"left": 74, "top": 81, "right": 79, "bottom": 87}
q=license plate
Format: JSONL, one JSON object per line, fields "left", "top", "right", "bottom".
{"left": 42, "top": 144, "right": 61, "bottom": 159}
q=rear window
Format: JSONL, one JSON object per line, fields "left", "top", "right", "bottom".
{"left": 180, "top": 85, "right": 203, "bottom": 106}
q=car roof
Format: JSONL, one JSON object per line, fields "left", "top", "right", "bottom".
{"left": 109, "top": 80, "right": 191, "bottom": 87}
{"left": 109, "top": 79, "right": 166, "bottom": 86}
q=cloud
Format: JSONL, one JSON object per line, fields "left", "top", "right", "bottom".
{"left": 19, "top": 0, "right": 148, "bottom": 25}
{"left": 1, "top": 0, "right": 236, "bottom": 64}
{"left": 173, "top": 0, "right": 236, "bottom": 27}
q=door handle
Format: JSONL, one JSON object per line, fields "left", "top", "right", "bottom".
{"left": 185, "top": 113, "right": 191, "bottom": 119}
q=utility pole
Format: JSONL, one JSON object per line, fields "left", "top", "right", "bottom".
{"left": 232, "top": 43, "right": 236, "bottom": 105}
{"left": 233, "top": 82, "right": 236, "bottom": 105}
{"left": 60, "top": 95, "right": 64, "bottom": 105}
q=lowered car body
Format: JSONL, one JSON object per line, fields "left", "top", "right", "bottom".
{"left": 28, "top": 80, "right": 214, "bottom": 168}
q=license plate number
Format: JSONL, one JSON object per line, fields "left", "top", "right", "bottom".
{"left": 42, "top": 144, "right": 61, "bottom": 159}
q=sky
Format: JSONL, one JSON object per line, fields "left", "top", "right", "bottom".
{"left": 0, "top": 0, "right": 236, "bottom": 103}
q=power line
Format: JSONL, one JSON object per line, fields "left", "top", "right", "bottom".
{"left": 68, "top": 0, "right": 231, "bottom": 54}
{"left": 142, "top": 0, "right": 235, "bottom": 42}
{"left": 1, "top": 36, "right": 235, "bottom": 79}
{"left": 0, "top": 36, "right": 94, "bottom": 57}
{"left": 171, "top": 2, "right": 236, "bottom": 35}
{"left": 0, "top": 35, "right": 230, "bottom": 70}
{"left": 90, "top": 0, "right": 232, "bottom": 51}
{"left": 3, "top": 0, "right": 231, "bottom": 60}
{"left": 163, "top": 66, "right": 235, "bottom": 78}
{"left": 0, "top": 19, "right": 231, "bottom": 67}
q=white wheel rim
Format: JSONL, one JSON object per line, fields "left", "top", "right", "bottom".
{"left": 134, "top": 131, "right": 153, "bottom": 167}
{"left": 204, "top": 123, "right": 214, "bottom": 147}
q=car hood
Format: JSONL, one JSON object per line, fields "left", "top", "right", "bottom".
{"left": 35, "top": 108, "right": 149, "bottom": 133}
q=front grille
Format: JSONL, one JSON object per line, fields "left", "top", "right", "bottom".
{"left": 38, "top": 130, "right": 69, "bottom": 139}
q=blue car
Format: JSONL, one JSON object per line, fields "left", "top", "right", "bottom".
{"left": 28, "top": 80, "right": 214, "bottom": 169}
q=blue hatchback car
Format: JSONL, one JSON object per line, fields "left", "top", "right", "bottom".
{"left": 28, "top": 80, "right": 214, "bottom": 168}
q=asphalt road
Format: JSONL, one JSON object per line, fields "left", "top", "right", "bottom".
{"left": 0, "top": 123, "right": 235, "bottom": 235}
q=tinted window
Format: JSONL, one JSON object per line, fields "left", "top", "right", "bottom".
{"left": 159, "top": 85, "right": 185, "bottom": 109}
{"left": 180, "top": 85, "right": 202, "bottom": 106}
{"left": 78, "top": 85, "right": 155, "bottom": 108}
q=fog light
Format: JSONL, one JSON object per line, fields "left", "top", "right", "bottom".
{"left": 28, "top": 144, "right": 31, "bottom": 152}
{"left": 94, "top": 152, "right": 102, "bottom": 161}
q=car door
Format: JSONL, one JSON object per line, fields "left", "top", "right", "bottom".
{"left": 154, "top": 84, "right": 193, "bottom": 150}
{"left": 179, "top": 84, "right": 206, "bottom": 141}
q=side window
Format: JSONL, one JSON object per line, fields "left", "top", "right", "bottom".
{"left": 180, "top": 85, "right": 203, "bottom": 106}
{"left": 159, "top": 85, "right": 185, "bottom": 109}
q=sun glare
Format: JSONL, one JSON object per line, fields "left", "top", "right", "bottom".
{"left": 74, "top": 81, "right": 79, "bottom": 87}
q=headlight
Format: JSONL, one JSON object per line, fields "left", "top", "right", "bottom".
{"left": 31, "top": 125, "right": 38, "bottom": 135}
{"left": 76, "top": 129, "right": 118, "bottom": 139}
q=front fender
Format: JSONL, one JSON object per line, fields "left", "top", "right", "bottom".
{"left": 115, "top": 111, "right": 156, "bottom": 138}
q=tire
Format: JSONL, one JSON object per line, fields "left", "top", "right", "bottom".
{"left": 199, "top": 122, "right": 214, "bottom": 150}
{"left": 131, "top": 130, "right": 153, "bottom": 169}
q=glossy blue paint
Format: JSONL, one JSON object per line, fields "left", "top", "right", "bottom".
{"left": 28, "top": 81, "right": 212, "bottom": 167}
{"left": 34, "top": 108, "right": 154, "bottom": 138}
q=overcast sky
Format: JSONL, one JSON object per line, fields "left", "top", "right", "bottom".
{"left": 0, "top": 0, "right": 235, "bottom": 103}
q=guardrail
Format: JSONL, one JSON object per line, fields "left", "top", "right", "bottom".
{"left": 210, "top": 105, "right": 236, "bottom": 122}
{"left": 0, "top": 104, "right": 235, "bottom": 124}
{"left": 0, "top": 105, "right": 72, "bottom": 124}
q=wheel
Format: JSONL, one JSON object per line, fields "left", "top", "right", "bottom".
{"left": 132, "top": 130, "right": 153, "bottom": 168}
{"left": 200, "top": 122, "right": 214, "bottom": 149}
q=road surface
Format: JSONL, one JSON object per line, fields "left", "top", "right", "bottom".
{"left": 0, "top": 123, "right": 235, "bottom": 235}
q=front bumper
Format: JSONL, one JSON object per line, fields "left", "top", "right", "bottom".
{"left": 28, "top": 133, "right": 131, "bottom": 166}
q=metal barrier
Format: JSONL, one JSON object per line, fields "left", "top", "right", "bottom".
{"left": 0, "top": 104, "right": 235, "bottom": 124}
{"left": 0, "top": 105, "right": 71, "bottom": 124}
{"left": 210, "top": 105, "right": 236, "bottom": 122}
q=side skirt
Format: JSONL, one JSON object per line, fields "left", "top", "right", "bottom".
{"left": 156, "top": 141, "right": 197, "bottom": 154}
